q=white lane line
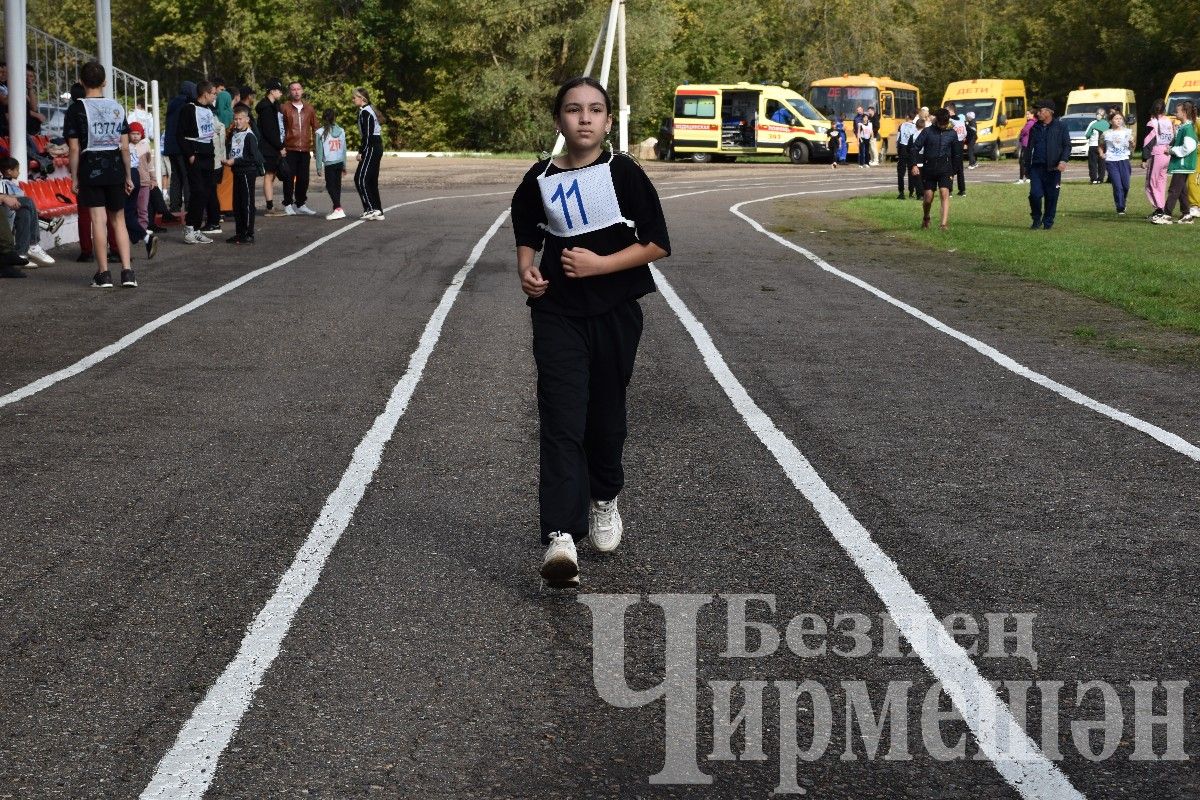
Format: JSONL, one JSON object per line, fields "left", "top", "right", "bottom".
{"left": 0, "top": 191, "right": 511, "bottom": 410}
{"left": 731, "top": 191, "right": 1200, "bottom": 463}
{"left": 139, "top": 209, "right": 511, "bottom": 800}
{"left": 651, "top": 264, "right": 1085, "bottom": 800}
{"left": 664, "top": 182, "right": 889, "bottom": 202}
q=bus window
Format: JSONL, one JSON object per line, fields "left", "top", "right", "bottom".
{"left": 809, "top": 86, "right": 879, "bottom": 121}
{"left": 676, "top": 95, "right": 716, "bottom": 118}
{"left": 881, "top": 93, "right": 894, "bottom": 117}
{"left": 894, "top": 89, "right": 918, "bottom": 119}
{"left": 1005, "top": 96, "right": 1026, "bottom": 121}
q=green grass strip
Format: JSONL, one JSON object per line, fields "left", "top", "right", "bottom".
{"left": 840, "top": 176, "right": 1200, "bottom": 334}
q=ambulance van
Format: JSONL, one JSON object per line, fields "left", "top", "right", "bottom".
{"left": 668, "top": 82, "right": 831, "bottom": 164}
{"left": 940, "top": 79, "right": 1027, "bottom": 159}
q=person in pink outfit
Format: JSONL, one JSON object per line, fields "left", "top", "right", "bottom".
{"left": 1143, "top": 99, "right": 1174, "bottom": 219}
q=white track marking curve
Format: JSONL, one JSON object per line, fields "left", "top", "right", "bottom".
{"left": 652, "top": 264, "right": 1085, "bottom": 800}
{"left": 139, "top": 209, "right": 511, "bottom": 800}
{"left": 0, "top": 191, "right": 511, "bottom": 410}
{"left": 730, "top": 191, "right": 1200, "bottom": 463}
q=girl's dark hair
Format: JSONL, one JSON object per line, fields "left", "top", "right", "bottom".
{"left": 1177, "top": 100, "right": 1197, "bottom": 122}
{"left": 553, "top": 76, "right": 611, "bottom": 117}
{"left": 1150, "top": 99, "right": 1165, "bottom": 117}
{"left": 323, "top": 107, "right": 337, "bottom": 125}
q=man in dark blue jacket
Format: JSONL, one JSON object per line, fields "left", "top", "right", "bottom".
{"left": 1026, "top": 99, "right": 1072, "bottom": 229}
{"left": 164, "top": 81, "right": 196, "bottom": 214}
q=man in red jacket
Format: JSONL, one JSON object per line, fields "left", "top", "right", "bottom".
{"left": 280, "top": 81, "right": 319, "bottom": 215}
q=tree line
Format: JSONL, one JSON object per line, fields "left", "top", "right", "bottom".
{"left": 31, "top": 0, "right": 1199, "bottom": 152}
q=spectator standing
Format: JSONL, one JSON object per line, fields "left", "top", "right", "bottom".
{"left": 66, "top": 61, "right": 139, "bottom": 287}
{"left": 1144, "top": 100, "right": 1175, "bottom": 222}
{"left": 856, "top": 110, "right": 872, "bottom": 168}
{"left": 352, "top": 87, "right": 385, "bottom": 220}
{"left": 129, "top": 98, "right": 156, "bottom": 144}
{"left": 255, "top": 79, "right": 286, "bottom": 216}
{"left": 1016, "top": 110, "right": 1035, "bottom": 183}
{"left": 1098, "top": 111, "right": 1133, "bottom": 215}
{"left": 945, "top": 102, "right": 968, "bottom": 195}
{"left": 965, "top": 111, "right": 978, "bottom": 169}
{"left": 223, "top": 104, "right": 263, "bottom": 243}
{"left": 123, "top": 123, "right": 159, "bottom": 259}
{"left": 177, "top": 80, "right": 218, "bottom": 244}
{"left": 213, "top": 78, "right": 234, "bottom": 127}
{"left": 896, "top": 112, "right": 918, "bottom": 199}
{"left": 164, "top": 81, "right": 196, "bottom": 214}
{"left": 866, "top": 106, "right": 881, "bottom": 166}
{"left": 315, "top": 108, "right": 348, "bottom": 220}
{"left": 1157, "top": 101, "right": 1197, "bottom": 224}
{"left": 131, "top": 122, "right": 156, "bottom": 230}
{"left": 280, "top": 81, "right": 319, "bottom": 215}
{"left": 1026, "top": 99, "right": 1072, "bottom": 230}
{"left": 25, "top": 66, "right": 45, "bottom": 136}
{"left": 205, "top": 105, "right": 226, "bottom": 235}
{"left": 1083, "top": 108, "right": 1109, "bottom": 184}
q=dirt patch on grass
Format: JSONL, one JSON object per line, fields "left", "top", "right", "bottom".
{"left": 770, "top": 196, "right": 1200, "bottom": 368}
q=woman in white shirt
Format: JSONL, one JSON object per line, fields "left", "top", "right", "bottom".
{"left": 1099, "top": 111, "right": 1134, "bottom": 214}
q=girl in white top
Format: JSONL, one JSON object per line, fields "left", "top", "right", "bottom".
{"left": 1099, "top": 111, "right": 1134, "bottom": 214}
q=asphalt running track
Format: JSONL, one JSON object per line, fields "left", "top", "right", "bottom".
{"left": 1, "top": 162, "right": 1196, "bottom": 799}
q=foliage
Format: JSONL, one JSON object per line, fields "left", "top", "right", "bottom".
{"left": 27, "top": 0, "right": 1200, "bottom": 152}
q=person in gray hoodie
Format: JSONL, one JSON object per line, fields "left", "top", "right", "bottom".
{"left": 164, "top": 81, "right": 196, "bottom": 214}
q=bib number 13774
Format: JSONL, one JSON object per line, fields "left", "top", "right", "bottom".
{"left": 550, "top": 178, "right": 589, "bottom": 230}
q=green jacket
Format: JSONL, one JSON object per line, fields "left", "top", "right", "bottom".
{"left": 1167, "top": 122, "right": 1197, "bottom": 174}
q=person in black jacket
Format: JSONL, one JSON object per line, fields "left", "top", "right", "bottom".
{"left": 910, "top": 107, "right": 962, "bottom": 230}
{"left": 176, "top": 80, "right": 218, "bottom": 244}
{"left": 352, "top": 87, "right": 384, "bottom": 219}
{"left": 1026, "top": 99, "right": 1072, "bottom": 229}
{"left": 255, "top": 79, "right": 285, "bottom": 215}
{"left": 222, "top": 104, "right": 264, "bottom": 244}
{"left": 164, "top": 81, "right": 195, "bottom": 214}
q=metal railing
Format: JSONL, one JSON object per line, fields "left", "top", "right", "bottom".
{"left": 3, "top": 9, "right": 161, "bottom": 187}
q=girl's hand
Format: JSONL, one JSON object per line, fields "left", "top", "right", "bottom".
{"left": 560, "top": 247, "right": 607, "bottom": 278}
{"left": 520, "top": 265, "right": 549, "bottom": 298}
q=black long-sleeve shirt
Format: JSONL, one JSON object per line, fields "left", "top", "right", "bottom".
{"left": 511, "top": 152, "right": 670, "bottom": 317}
{"left": 176, "top": 102, "right": 216, "bottom": 159}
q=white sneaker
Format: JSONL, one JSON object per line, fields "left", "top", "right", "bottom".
{"left": 297, "top": 204, "right": 318, "bottom": 216}
{"left": 183, "top": 227, "right": 203, "bottom": 244}
{"left": 367, "top": 212, "right": 385, "bottom": 221}
{"left": 1151, "top": 214, "right": 1174, "bottom": 225}
{"left": 325, "top": 207, "right": 346, "bottom": 220}
{"left": 1178, "top": 214, "right": 1195, "bottom": 224}
{"left": 26, "top": 244, "right": 55, "bottom": 266}
{"left": 588, "top": 498, "right": 623, "bottom": 553}
{"left": 284, "top": 204, "right": 298, "bottom": 216}
{"left": 540, "top": 532, "right": 579, "bottom": 587}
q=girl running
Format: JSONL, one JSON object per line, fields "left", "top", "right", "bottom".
{"left": 1144, "top": 100, "right": 1175, "bottom": 222}
{"left": 352, "top": 88, "right": 384, "bottom": 220}
{"left": 510, "top": 76, "right": 671, "bottom": 588}
{"left": 1098, "top": 111, "right": 1133, "bottom": 215}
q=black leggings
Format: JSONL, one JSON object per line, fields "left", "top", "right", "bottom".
{"left": 355, "top": 134, "right": 383, "bottom": 213}
{"left": 324, "top": 164, "right": 344, "bottom": 209}
{"left": 232, "top": 171, "right": 257, "bottom": 237}
{"left": 184, "top": 157, "right": 214, "bottom": 229}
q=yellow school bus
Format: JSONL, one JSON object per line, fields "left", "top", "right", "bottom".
{"left": 941, "top": 79, "right": 1027, "bottom": 159}
{"left": 669, "top": 82, "right": 831, "bottom": 163}
{"left": 807, "top": 74, "right": 920, "bottom": 158}
{"left": 1165, "top": 71, "right": 1200, "bottom": 114}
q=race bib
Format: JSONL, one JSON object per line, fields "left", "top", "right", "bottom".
{"left": 82, "top": 98, "right": 125, "bottom": 152}
{"left": 322, "top": 131, "right": 343, "bottom": 162}
{"left": 196, "top": 106, "right": 215, "bottom": 142}
{"left": 231, "top": 130, "right": 248, "bottom": 160}
{"left": 535, "top": 153, "right": 633, "bottom": 238}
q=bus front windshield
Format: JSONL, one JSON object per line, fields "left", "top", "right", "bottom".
{"left": 783, "top": 94, "right": 826, "bottom": 122}
{"left": 946, "top": 98, "right": 997, "bottom": 121}
{"left": 808, "top": 86, "right": 879, "bottom": 122}
{"left": 1167, "top": 93, "right": 1200, "bottom": 115}
{"left": 1065, "top": 103, "right": 1114, "bottom": 116}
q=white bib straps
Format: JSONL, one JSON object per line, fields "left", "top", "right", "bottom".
{"left": 536, "top": 151, "right": 634, "bottom": 238}
{"left": 82, "top": 98, "right": 125, "bottom": 152}
{"left": 188, "top": 105, "right": 215, "bottom": 144}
